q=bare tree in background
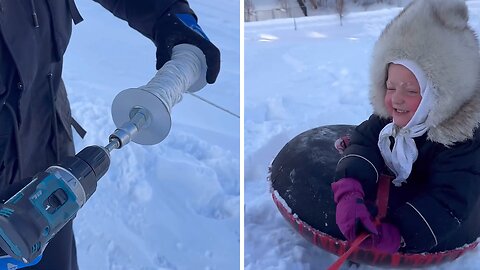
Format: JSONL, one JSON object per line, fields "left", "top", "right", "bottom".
{"left": 317, "top": 0, "right": 329, "bottom": 8}
{"left": 245, "top": 0, "right": 254, "bottom": 21}
{"left": 336, "top": 0, "right": 344, "bottom": 25}
{"left": 297, "top": 0, "right": 308, "bottom": 16}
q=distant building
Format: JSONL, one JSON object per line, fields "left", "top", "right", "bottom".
{"left": 245, "top": 0, "right": 317, "bottom": 21}
{"left": 245, "top": 0, "right": 411, "bottom": 22}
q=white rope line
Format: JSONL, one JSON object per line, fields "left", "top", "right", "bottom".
{"left": 406, "top": 202, "right": 438, "bottom": 247}
{"left": 337, "top": 154, "right": 379, "bottom": 183}
{"left": 188, "top": 93, "right": 239, "bottom": 119}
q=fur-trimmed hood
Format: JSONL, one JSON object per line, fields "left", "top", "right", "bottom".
{"left": 369, "top": 0, "right": 480, "bottom": 146}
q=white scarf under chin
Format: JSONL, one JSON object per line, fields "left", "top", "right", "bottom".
{"left": 377, "top": 60, "right": 433, "bottom": 187}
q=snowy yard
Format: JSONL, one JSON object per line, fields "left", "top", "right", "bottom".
{"left": 245, "top": 1, "right": 480, "bottom": 269}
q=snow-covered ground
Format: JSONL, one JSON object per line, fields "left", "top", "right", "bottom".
{"left": 245, "top": 1, "right": 480, "bottom": 269}
{"left": 63, "top": 1, "right": 239, "bottom": 269}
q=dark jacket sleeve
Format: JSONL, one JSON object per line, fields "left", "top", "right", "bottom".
{"left": 391, "top": 138, "right": 480, "bottom": 252}
{"left": 335, "top": 114, "right": 388, "bottom": 198}
{"left": 92, "top": 0, "right": 193, "bottom": 42}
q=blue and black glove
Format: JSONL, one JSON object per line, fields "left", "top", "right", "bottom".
{"left": 0, "top": 254, "right": 42, "bottom": 269}
{"left": 154, "top": 2, "right": 220, "bottom": 84}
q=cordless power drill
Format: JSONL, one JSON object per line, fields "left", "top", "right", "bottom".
{"left": 0, "top": 44, "right": 208, "bottom": 265}
{"left": 0, "top": 145, "right": 110, "bottom": 263}
{"left": 0, "top": 105, "right": 153, "bottom": 264}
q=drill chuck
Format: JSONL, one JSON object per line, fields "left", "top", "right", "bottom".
{"left": 0, "top": 146, "right": 110, "bottom": 262}
{"left": 61, "top": 146, "right": 110, "bottom": 200}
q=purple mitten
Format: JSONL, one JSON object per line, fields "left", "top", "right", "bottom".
{"left": 331, "top": 178, "right": 378, "bottom": 241}
{"left": 360, "top": 223, "right": 401, "bottom": 254}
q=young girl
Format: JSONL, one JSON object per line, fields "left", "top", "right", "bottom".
{"left": 332, "top": 0, "right": 480, "bottom": 254}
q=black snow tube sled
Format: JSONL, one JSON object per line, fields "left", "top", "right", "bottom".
{"left": 269, "top": 125, "right": 478, "bottom": 268}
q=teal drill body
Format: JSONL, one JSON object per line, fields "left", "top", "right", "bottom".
{"left": 0, "top": 146, "right": 110, "bottom": 262}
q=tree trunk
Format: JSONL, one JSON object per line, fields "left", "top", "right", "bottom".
{"left": 297, "top": 0, "right": 308, "bottom": 16}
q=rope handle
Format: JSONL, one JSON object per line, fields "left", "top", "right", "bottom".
{"left": 327, "top": 233, "right": 371, "bottom": 270}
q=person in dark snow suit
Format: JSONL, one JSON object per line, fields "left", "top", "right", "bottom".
{"left": 332, "top": 0, "right": 480, "bottom": 254}
{"left": 0, "top": 0, "right": 220, "bottom": 269}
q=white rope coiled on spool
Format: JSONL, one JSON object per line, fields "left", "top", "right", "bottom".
{"left": 111, "top": 44, "right": 207, "bottom": 146}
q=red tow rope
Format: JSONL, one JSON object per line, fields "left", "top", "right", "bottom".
{"left": 327, "top": 233, "right": 371, "bottom": 270}
{"left": 328, "top": 174, "right": 392, "bottom": 270}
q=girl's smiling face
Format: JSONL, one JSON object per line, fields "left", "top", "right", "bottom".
{"left": 384, "top": 64, "right": 422, "bottom": 128}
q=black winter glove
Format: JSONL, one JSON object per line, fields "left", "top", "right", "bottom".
{"left": 154, "top": 5, "right": 220, "bottom": 84}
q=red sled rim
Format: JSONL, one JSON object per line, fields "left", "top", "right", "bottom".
{"left": 272, "top": 190, "right": 478, "bottom": 268}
